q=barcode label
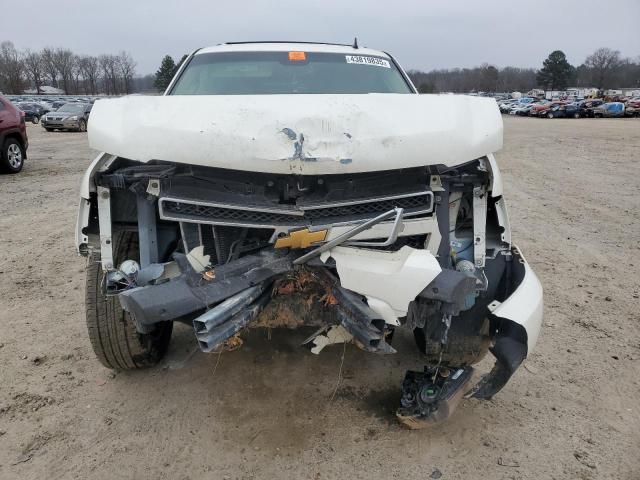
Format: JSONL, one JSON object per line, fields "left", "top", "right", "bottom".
{"left": 345, "top": 55, "right": 391, "bottom": 68}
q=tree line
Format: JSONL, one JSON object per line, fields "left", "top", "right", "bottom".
{"left": 408, "top": 47, "right": 639, "bottom": 94}
{"left": 3, "top": 41, "right": 638, "bottom": 96}
{"left": 0, "top": 40, "right": 137, "bottom": 95}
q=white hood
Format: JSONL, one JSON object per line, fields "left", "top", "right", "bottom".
{"left": 88, "top": 94, "right": 502, "bottom": 175}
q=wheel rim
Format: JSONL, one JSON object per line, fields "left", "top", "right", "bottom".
{"left": 80, "top": 120, "right": 86, "bottom": 132}
{"left": 33, "top": 116, "right": 40, "bottom": 124}
{"left": 7, "top": 144, "right": 23, "bottom": 169}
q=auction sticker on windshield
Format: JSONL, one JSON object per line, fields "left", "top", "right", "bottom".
{"left": 345, "top": 55, "right": 391, "bottom": 68}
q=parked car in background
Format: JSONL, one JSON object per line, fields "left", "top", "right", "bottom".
{"left": 509, "top": 103, "right": 534, "bottom": 116}
{"left": 529, "top": 101, "right": 552, "bottom": 117}
{"left": 499, "top": 97, "right": 535, "bottom": 113}
{"left": 42, "top": 103, "right": 92, "bottom": 132}
{"left": 553, "top": 102, "right": 581, "bottom": 118}
{"left": 0, "top": 94, "right": 28, "bottom": 173}
{"left": 543, "top": 101, "right": 577, "bottom": 118}
{"left": 499, "top": 99, "right": 519, "bottom": 113}
{"left": 531, "top": 101, "right": 567, "bottom": 118}
{"left": 50, "top": 100, "right": 67, "bottom": 111}
{"left": 34, "top": 100, "right": 53, "bottom": 113}
{"left": 593, "top": 102, "right": 625, "bottom": 118}
{"left": 624, "top": 98, "right": 640, "bottom": 116}
{"left": 16, "top": 103, "right": 44, "bottom": 124}
{"left": 578, "top": 99, "right": 604, "bottom": 118}
{"left": 625, "top": 106, "right": 640, "bottom": 117}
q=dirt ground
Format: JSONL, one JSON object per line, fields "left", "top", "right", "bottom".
{"left": 1, "top": 116, "right": 639, "bottom": 480}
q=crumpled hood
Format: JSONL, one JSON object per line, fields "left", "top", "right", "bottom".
{"left": 88, "top": 94, "right": 502, "bottom": 174}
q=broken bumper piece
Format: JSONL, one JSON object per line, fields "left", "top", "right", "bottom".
{"left": 118, "top": 249, "right": 295, "bottom": 331}
{"left": 470, "top": 247, "right": 543, "bottom": 400}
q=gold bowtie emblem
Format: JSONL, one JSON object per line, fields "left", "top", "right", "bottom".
{"left": 274, "top": 228, "right": 327, "bottom": 249}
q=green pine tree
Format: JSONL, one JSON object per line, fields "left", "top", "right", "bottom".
{"left": 536, "top": 51, "right": 576, "bottom": 90}
{"left": 154, "top": 55, "right": 177, "bottom": 92}
{"left": 175, "top": 54, "right": 189, "bottom": 72}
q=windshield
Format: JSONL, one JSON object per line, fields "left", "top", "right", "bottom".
{"left": 170, "top": 51, "right": 413, "bottom": 95}
{"left": 57, "top": 104, "right": 85, "bottom": 113}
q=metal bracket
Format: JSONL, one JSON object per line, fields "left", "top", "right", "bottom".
{"left": 137, "top": 195, "right": 159, "bottom": 267}
{"left": 293, "top": 208, "right": 403, "bottom": 265}
{"left": 344, "top": 208, "right": 405, "bottom": 247}
{"left": 472, "top": 186, "right": 487, "bottom": 268}
{"left": 146, "top": 178, "right": 161, "bottom": 196}
{"left": 430, "top": 175, "right": 444, "bottom": 192}
{"left": 96, "top": 186, "right": 114, "bottom": 270}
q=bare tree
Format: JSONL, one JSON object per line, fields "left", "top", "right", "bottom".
{"left": 584, "top": 48, "right": 622, "bottom": 89}
{"left": 99, "top": 54, "right": 120, "bottom": 95}
{"left": 70, "top": 55, "right": 83, "bottom": 94}
{"left": 117, "top": 51, "right": 137, "bottom": 94}
{"left": 22, "top": 50, "right": 45, "bottom": 94}
{"left": 79, "top": 55, "right": 100, "bottom": 95}
{"left": 41, "top": 47, "right": 59, "bottom": 88}
{"left": 0, "top": 41, "right": 25, "bottom": 94}
{"left": 52, "top": 48, "right": 75, "bottom": 94}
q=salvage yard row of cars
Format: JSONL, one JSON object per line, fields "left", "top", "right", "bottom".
{"left": 498, "top": 96, "right": 640, "bottom": 118}
{"left": 0, "top": 93, "right": 98, "bottom": 173}
{"left": 3, "top": 95, "right": 95, "bottom": 131}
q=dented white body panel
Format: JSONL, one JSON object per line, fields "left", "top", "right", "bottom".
{"left": 87, "top": 94, "right": 502, "bottom": 175}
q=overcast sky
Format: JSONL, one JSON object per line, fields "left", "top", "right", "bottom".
{"left": 3, "top": 0, "right": 639, "bottom": 75}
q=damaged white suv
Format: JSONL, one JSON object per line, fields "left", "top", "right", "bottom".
{"left": 76, "top": 41, "right": 543, "bottom": 427}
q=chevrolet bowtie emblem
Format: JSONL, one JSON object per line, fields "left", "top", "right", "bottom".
{"left": 274, "top": 228, "right": 328, "bottom": 249}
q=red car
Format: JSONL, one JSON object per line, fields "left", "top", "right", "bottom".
{"left": 530, "top": 100, "right": 568, "bottom": 118}
{"left": 0, "top": 94, "right": 29, "bottom": 173}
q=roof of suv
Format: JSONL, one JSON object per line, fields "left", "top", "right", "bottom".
{"left": 197, "top": 41, "right": 390, "bottom": 58}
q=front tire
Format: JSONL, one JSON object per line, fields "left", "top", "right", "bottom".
{"left": 78, "top": 119, "right": 87, "bottom": 132}
{"left": 546, "top": 112, "right": 555, "bottom": 119}
{"left": 0, "top": 138, "right": 25, "bottom": 173}
{"left": 32, "top": 116, "right": 40, "bottom": 124}
{"left": 85, "top": 231, "right": 173, "bottom": 370}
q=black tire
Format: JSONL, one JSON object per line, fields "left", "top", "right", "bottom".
{"left": 546, "top": 112, "right": 555, "bottom": 119}
{"left": 78, "top": 119, "right": 87, "bottom": 132}
{"left": 32, "top": 116, "right": 40, "bottom": 124}
{"left": 85, "top": 231, "right": 172, "bottom": 370}
{"left": 573, "top": 112, "right": 580, "bottom": 119}
{"left": 0, "top": 138, "right": 25, "bottom": 173}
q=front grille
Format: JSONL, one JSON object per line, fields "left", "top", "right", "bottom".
{"left": 303, "top": 195, "right": 429, "bottom": 220}
{"left": 163, "top": 201, "right": 302, "bottom": 225}
{"left": 159, "top": 191, "right": 433, "bottom": 227}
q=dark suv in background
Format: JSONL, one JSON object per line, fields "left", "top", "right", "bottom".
{"left": 0, "top": 94, "right": 28, "bottom": 173}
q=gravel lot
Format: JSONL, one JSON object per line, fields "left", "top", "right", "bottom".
{"left": 1, "top": 117, "right": 639, "bottom": 479}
